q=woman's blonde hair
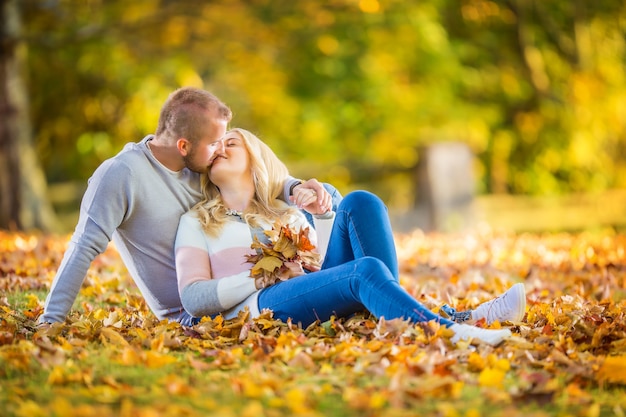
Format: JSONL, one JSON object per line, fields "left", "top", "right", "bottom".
{"left": 193, "top": 128, "right": 298, "bottom": 236}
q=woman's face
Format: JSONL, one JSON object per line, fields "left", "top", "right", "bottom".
{"left": 208, "top": 131, "right": 251, "bottom": 185}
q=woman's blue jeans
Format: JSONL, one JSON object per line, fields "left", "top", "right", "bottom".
{"left": 257, "top": 190, "right": 454, "bottom": 328}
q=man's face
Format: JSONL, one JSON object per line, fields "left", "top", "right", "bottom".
{"left": 182, "top": 115, "right": 228, "bottom": 174}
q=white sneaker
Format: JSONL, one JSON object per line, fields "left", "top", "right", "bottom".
{"left": 450, "top": 323, "right": 512, "bottom": 346}
{"left": 471, "top": 283, "right": 526, "bottom": 324}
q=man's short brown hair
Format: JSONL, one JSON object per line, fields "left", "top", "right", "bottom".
{"left": 155, "top": 87, "right": 232, "bottom": 144}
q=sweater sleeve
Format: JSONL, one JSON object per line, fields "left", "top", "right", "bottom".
{"left": 282, "top": 176, "right": 300, "bottom": 202}
{"left": 179, "top": 272, "right": 257, "bottom": 317}
{"left": 312, "top": 212, "right": 335, "bottom": 260}
{"left": 175, "top": 213, "right": 258, "bottom": 318}
{"left": 40, "top": 160, "right": 130, "bottom": 324}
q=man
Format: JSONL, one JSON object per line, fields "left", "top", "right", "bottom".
{"left": 39, "top": 86, "right": 525, "bottom": 327}
{"left": 39, "top": 87, "right": 331, "bottom": 326}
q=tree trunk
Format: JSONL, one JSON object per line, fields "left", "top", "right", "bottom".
{"left": 0, "top": 0, "right": 58, "bottom": 232}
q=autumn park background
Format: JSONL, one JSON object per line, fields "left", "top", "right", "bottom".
{"left": 2, "top": 1, "right": 626, "bottom": 416}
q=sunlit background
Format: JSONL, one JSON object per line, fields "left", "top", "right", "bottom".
{"left": 12, "top": 0, "right": 626, "bottom": 233}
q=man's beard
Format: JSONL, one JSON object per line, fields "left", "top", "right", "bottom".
{"left": 183, "top": 147, "right": 208, "bottom": 174}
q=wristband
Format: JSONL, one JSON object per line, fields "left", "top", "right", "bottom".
{"left": 289, "top": 180, "right": 303, "bottom": 196}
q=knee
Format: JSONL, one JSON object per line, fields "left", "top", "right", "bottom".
{"left": 355, "top": 257, "right": 393, "bottom": 283}
{"left": 346, "top": 257, "right": 395, "bottom": 297}
{"left": 340, "top": 190, "right": 386, "bottom": 213}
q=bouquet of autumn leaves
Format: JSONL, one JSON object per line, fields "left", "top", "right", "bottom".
{"left": 246, "top": 221, "right": 321, "bottom": 288}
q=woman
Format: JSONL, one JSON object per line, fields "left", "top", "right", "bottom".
{"left": 174, "top": 128, "right": 514, "bottom": 346}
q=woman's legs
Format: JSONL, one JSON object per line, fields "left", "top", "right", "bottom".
{"left": 318, "top": 190, "right": 518, "bottom": 325}
{"left": 285, "top": 190, "right": 513, "bottom": 345}
{"left": 257, "top": 253, "right": 513, "bottom": 346}
{"left": 322, "top": 191, "right": 399, "bottom": 280}
{"left": 257, "top": 256, "right": 452, "bottom": 328}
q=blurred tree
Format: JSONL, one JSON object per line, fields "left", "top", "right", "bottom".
{"left": 447, "top": 0, "right": 626, "bottom": 194}
{"left": 8, "top": 0, "right": 626, "bottom": 232}
{"left": 0, "top": 0, "right": 57, "bottom": 231}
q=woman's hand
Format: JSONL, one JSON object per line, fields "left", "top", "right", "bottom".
{"left": 254, "top": 261, "right": 307, "bottom": 290}
{"left": 290, "top": 178, "right": 332, "bottom": 215}
{"left": 254, "top": 277, "right": 267, "bottom": 290}
{"left": 302, "top": 263, "right": 320, "bottom": 272}
{"left": 282, "top": 261, "right": 306, "bottom": 279}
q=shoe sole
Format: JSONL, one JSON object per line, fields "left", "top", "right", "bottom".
{"left": 509, "top": 283, "right": 526, "bottom": 322}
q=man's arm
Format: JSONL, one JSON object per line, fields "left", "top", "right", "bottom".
{"left": 39, "top": 219, "right": 111, "bottom": 323}
{"left": 39, "top": 161, "right": 129, "bottom": 324}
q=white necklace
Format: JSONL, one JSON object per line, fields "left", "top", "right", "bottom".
{"left": 225, "top": 208, "right": 244, "bottom": 217}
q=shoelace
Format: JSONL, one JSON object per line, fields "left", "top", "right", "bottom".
{"left": 440, "top": 304, "right": 472, "bottom": 323}
{"left": 479, "top": 292, "right": 512, "bottom": 320}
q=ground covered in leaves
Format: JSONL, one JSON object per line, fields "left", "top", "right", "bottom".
{"left": 2, "top": 228, "right": 626, "bottom": 416}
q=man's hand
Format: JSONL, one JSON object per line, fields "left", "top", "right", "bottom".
{"left": 289, "top": 179, "right": 332, "bottom": 215}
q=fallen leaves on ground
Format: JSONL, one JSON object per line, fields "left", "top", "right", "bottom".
{"left": 2, "top": 228, "right": 626, "bottom": 416}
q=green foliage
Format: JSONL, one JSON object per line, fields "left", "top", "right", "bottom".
{"left": 20, "top": 0, "right": 626, "bottom": 205}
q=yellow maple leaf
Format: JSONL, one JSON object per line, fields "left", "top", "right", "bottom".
{"left": 47, "top": 366, "right": 66, "bottom": 385}
{"left": 240, "top": 378, "right": 264, "bottom": 398}
{"left": 100, "top": 327, "right": 129, "bottom": 347}
{"left": 240, "top": 401, "right": 265, "bottom": 417}
{"left": 368, "top": 391, "right": 387, "bottom": 409}
{"left": 273, "top": 231, "right": 298, "bottom": 259}
{"left": 14, "top": 400, "right": 46, "bottom": 417}
{"left": 24, "top": 294, "right": 41, "bottom": 309}
{"left": 119, "top": 346, "right": 142, "bottom": 366}
{"left": 251, "top": 255, "right": 283, "bottom": 275}
{"left": 145, "top": 350, "right": 178, "bottom": 368}
{"left": 285, "top": 388, "right": 311, "bottom": 414}
{"left": 487, "top": 354, "right": 511, "bottom": 371}
{"left": 160, "top": 373, "right": 193, "bottom": 395}
{"left": 478, "top": 367, "right": 506, "bottom": 388}
{"left": 468, "top": 351, "right": 486, "bottom": 372}
{"left": 596, "top": 355, "right": 626, "bottom": 384}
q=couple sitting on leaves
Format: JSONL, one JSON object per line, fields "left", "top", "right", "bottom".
{"left": 40, "top": 87, "right": 525, "bottom": 346}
